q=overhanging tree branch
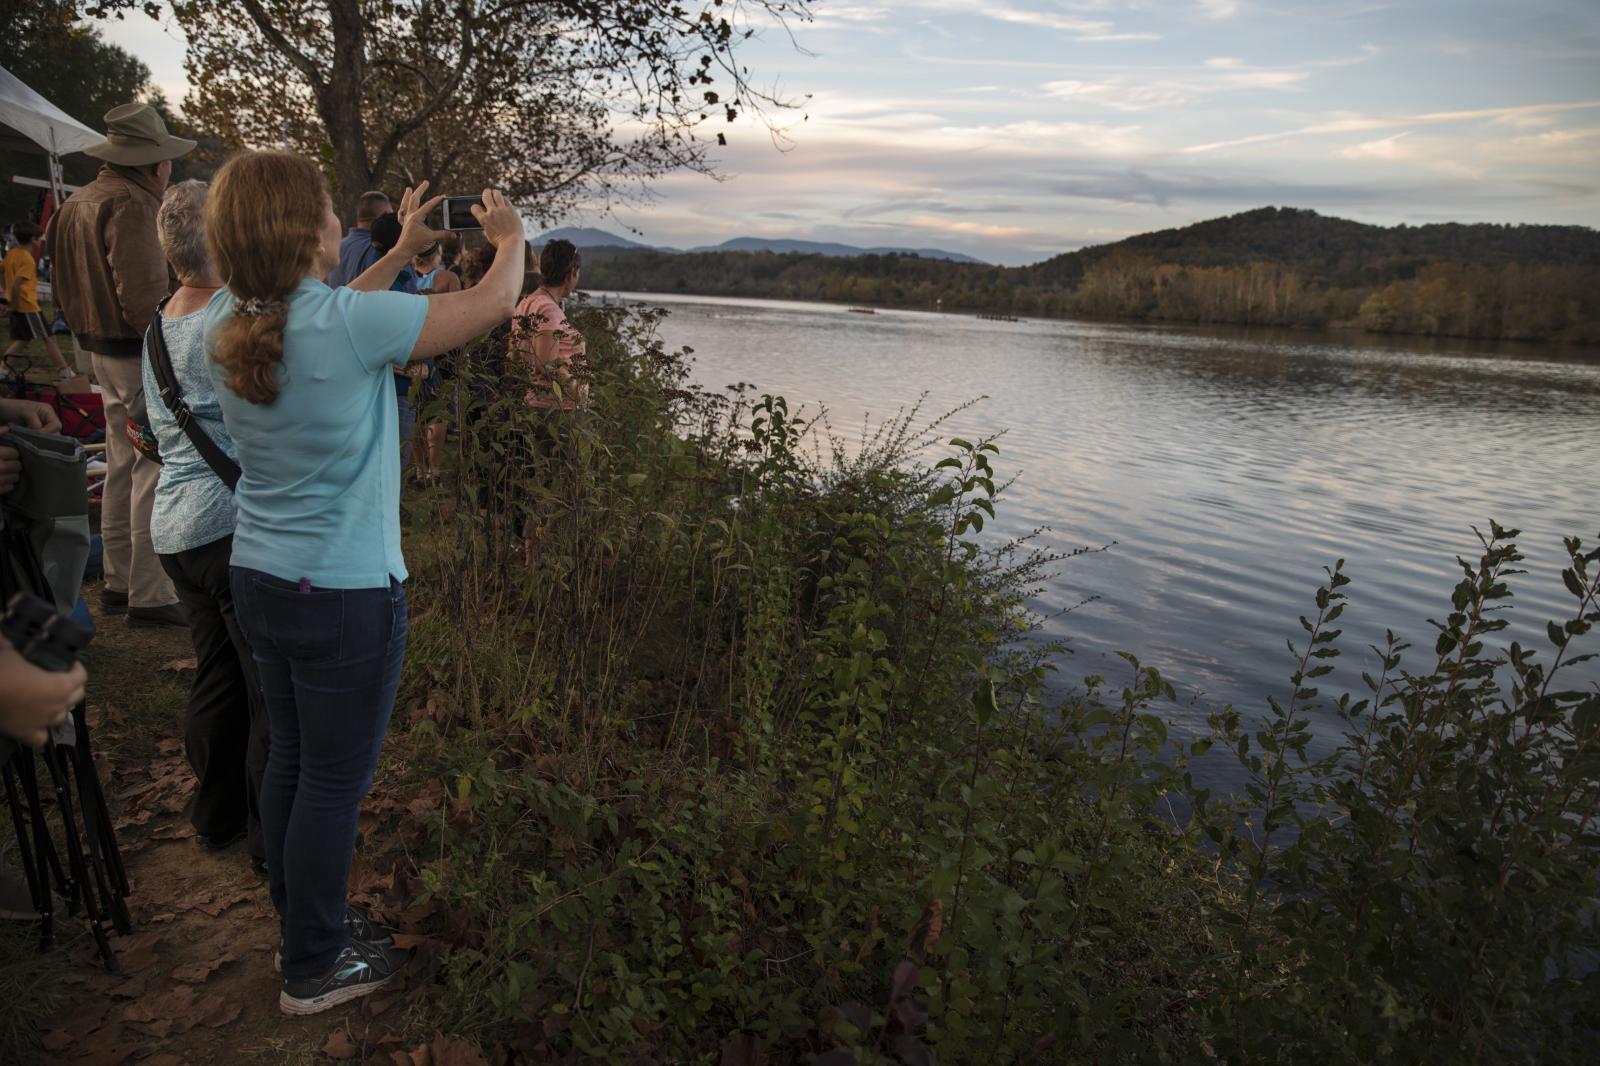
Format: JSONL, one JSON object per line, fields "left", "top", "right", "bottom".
{"left": 370, "top": 0, "right": 478, "bottom": 180}
{"left": 236, "top": 0, "right": 327, "bottom": 95}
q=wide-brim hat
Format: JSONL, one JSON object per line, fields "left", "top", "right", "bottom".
{"left": 84, "top": 102, "right": 196, "bottom": 166}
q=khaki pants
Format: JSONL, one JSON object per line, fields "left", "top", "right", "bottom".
{"left": 91, "top": 352, "right": 176, "bottom": 609}
{"left": 71, "top": 336, "right": 95, "bottom": 376}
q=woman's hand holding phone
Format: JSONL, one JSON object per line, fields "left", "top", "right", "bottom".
{"left": 471, "top": 190, "right": 523, "bottom": 250}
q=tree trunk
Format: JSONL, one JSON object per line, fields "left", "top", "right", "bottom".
{"left": 318, "top": 0, "right": 374, "bottom": 223}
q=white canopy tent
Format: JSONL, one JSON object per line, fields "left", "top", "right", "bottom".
{"left": 0, "top": 63, "right": 105, "bottom": 208}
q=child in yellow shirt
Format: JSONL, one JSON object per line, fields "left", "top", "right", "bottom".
{"left": 3, "top": 222, "right": 73, "bottom": 381}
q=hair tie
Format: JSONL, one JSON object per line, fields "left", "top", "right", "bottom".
{"left": 236, "top": 297, "right": 283, "bottom": 318}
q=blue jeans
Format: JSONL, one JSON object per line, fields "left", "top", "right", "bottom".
{"left": 230, "top": 567, "right": 408, "bottom": 979}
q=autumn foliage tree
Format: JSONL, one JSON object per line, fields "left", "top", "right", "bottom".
{"left": 91, "top": 0, "right": 813, "bottom": 222}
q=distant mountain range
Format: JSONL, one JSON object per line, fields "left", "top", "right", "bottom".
{"left": 533, "top": 226, "right": 987, "bottom": 264}
{"left": 573, "top": 206, "right": 1600, "bottom": 342}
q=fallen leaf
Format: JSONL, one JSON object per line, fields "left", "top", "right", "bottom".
{"left": 160, "top": 658, "right": 198, "bottom": 672}
{"left": 133, "top": 1018, "right": 173, "bottom": 1039}
{"left": 171, "top": 955, "right": 230, "bottom": 984}
{"left": 194, "top": 992, "right": 243, "bottom": 1027}
{"left": 426, "top": 1034, "right": 489, "bottom": 1066}
{"left": 75, "top": 1024, "right": 140, "bottom": 1066}
{"left": 119, "top": 999, "right": 162, "bottom": 1024}
{"left": 323, "top": 1028, "right": 359, "bottom": 1060}
{"left": 366, "top": 994, "right": 397, "bottom": 1016}
{"left": 40, "top": 1030, "right": 75, "bottom": 1052}
{"left": 390, "top": 933, "right": 431, "bottom": 950}
{"left": 113, "top": 809, "right": 155, "bottom": 830}
{"left": 194, "top": 888, "right": 254, "bottom": 917}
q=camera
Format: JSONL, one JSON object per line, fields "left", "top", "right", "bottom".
{"left": 2, "top": 592, "right": 91, "bottom": 673}
{"left": 440, "top": 195, "right": 484, "bottom": 231}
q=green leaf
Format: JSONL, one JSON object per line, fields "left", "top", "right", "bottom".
{"left": 1564, "top": 568, "right": 1586, "bottom": 598}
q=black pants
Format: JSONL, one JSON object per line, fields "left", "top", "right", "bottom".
{"left": 159, "top": 534, "right": 268, "bottom": 861}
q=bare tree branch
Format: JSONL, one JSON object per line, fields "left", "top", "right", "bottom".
{"left": 236, "top": 0, "right": 327, "bottom": 94}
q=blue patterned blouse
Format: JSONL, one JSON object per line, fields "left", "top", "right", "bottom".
{"left": 140, "top": 306, "right": 239, "bottom": 555}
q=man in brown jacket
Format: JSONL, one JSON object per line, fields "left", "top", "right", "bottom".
{"left": 46, "top": 102, "right": 195, "bottom": 627}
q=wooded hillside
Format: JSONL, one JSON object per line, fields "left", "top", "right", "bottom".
{"left": 580, "top": 207, "right": 1600, "bottom": 342}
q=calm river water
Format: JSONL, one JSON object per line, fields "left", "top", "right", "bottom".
{"left": 609, "top": 291, "right": 1600, "bottom": 780}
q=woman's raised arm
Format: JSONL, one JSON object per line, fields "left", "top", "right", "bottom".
{"left": 408, "top": 190, "right": 524, "bottom": 360}
{"left": 349, "top": 182, "right": 443, "bottom": 293}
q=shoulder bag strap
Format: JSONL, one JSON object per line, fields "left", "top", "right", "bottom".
{"left": 145, "top": 297, "right": 242, "bottom": 492}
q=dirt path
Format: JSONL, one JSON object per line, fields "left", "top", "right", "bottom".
{"left": 34, "top": 596, "right": 470, "bottom": 1066}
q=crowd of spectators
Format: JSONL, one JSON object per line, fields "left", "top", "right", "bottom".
{"left": 1, "top": 99, "right": 591, "bottom": 1015}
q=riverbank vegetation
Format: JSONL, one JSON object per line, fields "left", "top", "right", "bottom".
{"left": 8, "top": 307, "right": 1597, "bottom": 1063}
{"left": 388, "top": 308, "right": 1600, "bottom": 1060}
{"left": 581, "top": 207, "right": 1600, "bottom": 342}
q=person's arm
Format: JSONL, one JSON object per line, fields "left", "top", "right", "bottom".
{"left": 349, "top": 246, "right": 411, "bottom": 293}
{"left": 408, "top": 191, "right": 523, "bottom": 361}
{"left": 0, "top": 399, "right": 64, "bottom": 493}
{"left": 350, "top": 183, "right": 444, "bottom": 293}
{"left": 0, "top": 642, "right": 86, "bottom": 749}
{"left": 0, "top": 397, "right": 63, "bottom": 434}
{"left": 104, "top": 193, "right": 170, "bottom": 334}
{"left": 530, "top": 331, "right": 574, "bottom": 383}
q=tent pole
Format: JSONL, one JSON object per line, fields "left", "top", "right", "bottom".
{"left": 48, "top": 128, "right": 65, "bottom": 206}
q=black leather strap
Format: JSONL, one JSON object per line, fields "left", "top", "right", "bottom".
{"left": 144, "top": 298, "right": 241, "bottom": 491}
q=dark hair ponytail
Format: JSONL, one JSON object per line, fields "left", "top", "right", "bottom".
{"left": 538, "top": 239, "right": 581, "bottom": 287}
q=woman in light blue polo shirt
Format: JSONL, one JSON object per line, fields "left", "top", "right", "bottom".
{"left": 201, "top": 150, "right": 524, "bottom": 1016}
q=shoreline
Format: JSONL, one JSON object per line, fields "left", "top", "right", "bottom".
{"left": 589, "top": 287, "right": 1600, "bottom": 356}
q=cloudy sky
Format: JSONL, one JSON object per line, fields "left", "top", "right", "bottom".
{"left": 100, "top": 1, "right": 1600, "bottom": 265}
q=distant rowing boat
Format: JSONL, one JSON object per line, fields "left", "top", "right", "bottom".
{"left": 847, "top": 307, "right": 877, "bottom": 315}
{"left": 976, "top": 313, "right": 1022, "bottom": 322}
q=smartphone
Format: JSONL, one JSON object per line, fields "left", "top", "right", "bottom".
{"left": 440, "top": 195, "right": 483, "bottom": 231}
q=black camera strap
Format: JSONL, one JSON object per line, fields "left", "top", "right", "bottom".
{"left": 145, "top": 297, "right": 241, "bottom": 492}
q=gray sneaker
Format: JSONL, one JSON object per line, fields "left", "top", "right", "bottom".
{"left": 279, "top": 936, "right": 407, "bottom": 1016}
{"left": 273, "top": 904, "right": 396, "bottom": 973}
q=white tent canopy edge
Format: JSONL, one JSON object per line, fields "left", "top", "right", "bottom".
{"left": 0, "top": 63, "right": 105, "bottom": 207}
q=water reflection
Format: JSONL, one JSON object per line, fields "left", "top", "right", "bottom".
{"left": 610, "top": 291, "right": 1600, "bottom": 786}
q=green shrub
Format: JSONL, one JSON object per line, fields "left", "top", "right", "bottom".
{"left": 1202, "top": 527, "right": 1600, "bottom": 1064}
{"left": 391, "top": 304, "right": 1598, "bottom": 1063}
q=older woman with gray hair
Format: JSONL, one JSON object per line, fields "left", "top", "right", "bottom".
{"left": 140, "top": 178, "right": 268, "bottom": 878}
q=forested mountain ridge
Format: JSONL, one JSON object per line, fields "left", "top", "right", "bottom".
{"left": 580, "top": 207, "right": 1600, "bottom": 342}
{"left": 1027, "top": 207, "right": 1600, "bottom": 289}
